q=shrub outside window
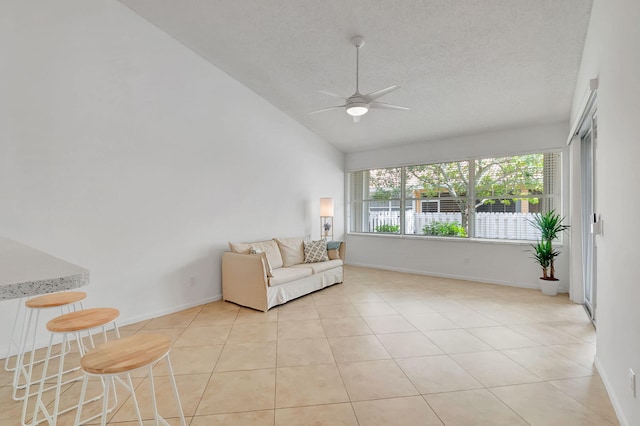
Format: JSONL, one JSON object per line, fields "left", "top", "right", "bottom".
{"left": 348, "top": 153, "right": 561, "bottom": 241}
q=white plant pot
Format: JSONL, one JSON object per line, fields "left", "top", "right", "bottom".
{"left": 539, "top": 278, "right": 560, "bottom": 296}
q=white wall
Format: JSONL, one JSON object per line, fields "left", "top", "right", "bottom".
{"left": 345, "top": 123, "right": 571, "bottom": 290}
{"left": 570, "top": 1, "right": 640, "bottom": 424}
{"left": 0, "top": 0, "right": 344, "bottom": 353}
{"left": 346, "top": 122, "right": 568, "bottom": 170}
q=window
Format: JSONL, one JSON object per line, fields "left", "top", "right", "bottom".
{"left": 348, "top": 152, "right": 561, "bottom": 241}
{"left": 349, "top": 167, "right": 402, "bottom": 234}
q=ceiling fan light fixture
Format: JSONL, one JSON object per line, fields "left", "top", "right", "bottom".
{"left": 311, "top": 35, "right": 408, "bottom": 120}
{"left": 346, "top": 104, "right": 368, "bottom": 117}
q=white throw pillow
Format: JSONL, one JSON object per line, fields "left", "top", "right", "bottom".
{"left": 275, "top": 237, "right": 305, "bottom": 267}
{"left": 303, "top": 239, "right": 329, "bottom": 263}
{"left": 228, "top": 239, "right": 283, "bottom": 269}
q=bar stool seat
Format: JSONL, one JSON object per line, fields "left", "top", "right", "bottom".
{"left": 12, "top": 291, "right": 87, "bottom": 404}
{"left": 46, "top": 307, "right": 119, "bottom": 333}
{"left": 76, "top": 333, "right": 186, "bottom": 426}
{"left": 29, "top": 307, "right": 121, "bottom": 426}
{"left": 81, "top": 334, "right": 171, "bottom": 374}
{"left": 26, "top": 291, "right": 87, "bottom": 309}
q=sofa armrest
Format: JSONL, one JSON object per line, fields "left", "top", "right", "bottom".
{"left": 222, "top": 252, "right": 269, "bottom": 312}
{"left": 338, "top": 241, "right": 346, "bottom": 261}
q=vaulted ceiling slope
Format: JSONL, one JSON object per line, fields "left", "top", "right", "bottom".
{"left": 119, "top": 0, "right": 593, "bottom": 153}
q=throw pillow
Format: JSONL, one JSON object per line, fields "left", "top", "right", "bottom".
{"left": 250, "top": 247, "right": 273, "bottom": 277}
{"left": 275, "top": 237, "right": 305, "bottom": 267}
{"left": 303, "top": 239, "right": 329, "bottom": 263}
{"left": 326, "top": 241, "right": 342, "bottom": 260}
{"left": 229, "top": 239, "right": 283, "bottom": 269}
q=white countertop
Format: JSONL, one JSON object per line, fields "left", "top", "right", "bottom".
{"left": 0, "top": 237, "right": 89, "bottom": 300}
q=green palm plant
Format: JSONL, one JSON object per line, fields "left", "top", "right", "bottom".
{"left": 531, "top": 239, "right": 559, "bottom": 279}
{"left": 528, "top": 210, "right": 569, "bottom": 280}
{"left": 530, "top": 210, "right": 570, "bottom": 241}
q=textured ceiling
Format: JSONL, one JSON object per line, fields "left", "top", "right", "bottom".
{"left": 118, "top": 0, "right": 592, "bottom": 153}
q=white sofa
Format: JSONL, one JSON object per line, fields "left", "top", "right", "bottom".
{"left": 222, "top": 237, "right": 345, "bottom": 311}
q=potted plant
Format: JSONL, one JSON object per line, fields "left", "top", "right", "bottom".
{"left": 323, "top": 221, "right": 332, "bottom": 237}
{"left": 529, "top": 210, "right": 569, "bottom": 296}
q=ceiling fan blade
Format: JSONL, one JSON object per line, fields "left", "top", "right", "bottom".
{"left": 363, "top": 85, "right": 399, "bottom": 102}
{"left": 353, "top": 115, "right": 362, "bottom": 123}
{"left": 318, "top": 90, "right": 347, "bottom": 100}
{"left": 310, "top": 105, "right": 346, "bottom": 114}
{"left": 369, "top": 101, "right": 409, "bottom": 111}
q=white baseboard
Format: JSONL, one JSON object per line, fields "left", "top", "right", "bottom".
{"left": 594, "top": 355, "right": 628, "bottom": 426}
{"left": 118, "top": 294, "right": 222, "bottom": 328}
{"left": 344, "top": 261, "right": 555, "bottom": 291}
{"left": 0, "top": 294, "right": 222, "bottom": 358}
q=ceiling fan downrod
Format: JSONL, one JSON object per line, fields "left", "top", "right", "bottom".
{"left": 352, "top": 36, "right": 365, "bottom": 95}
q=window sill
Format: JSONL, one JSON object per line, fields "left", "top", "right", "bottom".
{"left": 346, "top": 232, "right": 564, "bottom": 247}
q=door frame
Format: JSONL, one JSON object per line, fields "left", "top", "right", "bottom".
{"left": 579, "top": 110, "right": 597, "bottom": 323}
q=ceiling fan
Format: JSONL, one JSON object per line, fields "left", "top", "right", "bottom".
{"left": 311, "top": 36, "right": 409, "bottom": 123}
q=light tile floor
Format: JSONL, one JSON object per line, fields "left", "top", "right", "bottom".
{"left": 0, "top": 266, "right": 619, "bottom": 425}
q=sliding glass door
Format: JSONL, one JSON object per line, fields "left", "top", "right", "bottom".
{"left": 580, "top": 113, "right": 597, "bottom": 323}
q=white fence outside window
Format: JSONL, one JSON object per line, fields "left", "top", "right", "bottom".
{"left": 368, "top": 211, "right": 542, "bottom": 240}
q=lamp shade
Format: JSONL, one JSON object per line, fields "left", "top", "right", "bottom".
{"left": 320, "top": 198, "right": 334, "bottom": 217}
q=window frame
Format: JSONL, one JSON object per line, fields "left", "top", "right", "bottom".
{"left": 347, "top": 151, "right": 563, "bottom": 242}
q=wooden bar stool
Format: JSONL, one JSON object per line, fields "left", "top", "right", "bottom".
{"left": 75, "top": 333, "right": 186, "bottom": 426}
{"left": 13, "top": 291, "right": 87, "bottom": 402}
{"left": 29, "top": 307, "right": 120, "bottom": 426}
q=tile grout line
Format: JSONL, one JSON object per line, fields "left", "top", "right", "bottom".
{"left": 319, "top": 296, "right": 361, "bottom": 425}
{"left": 180, "top": 301, "right": 233, "bottom": 424}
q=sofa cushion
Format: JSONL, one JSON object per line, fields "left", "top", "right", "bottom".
{"left": 275, "top": 237, "right": 306, "bottom": 267}
{"left": 229, "top": 239, "right": 283, "bottom": 269}
{"left": 268, "top": 267, "right": 313, "bottom": 286}
{"left": 291, "top": 259, "right": 343, "bottom": 274}
{"left": 303, "top": 239, "right": 329, "bottom": 263}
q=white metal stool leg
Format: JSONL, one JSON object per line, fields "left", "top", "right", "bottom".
{"left": 30, "top": 307, "right": 120, "bottom": 426}
{"left": 147, "top": 364, "right": 161, "bottom": 426}
{"left": 14, "top": 306, "right": 41, "bottom": 402}
{"left": 74, "top": 377, "right": 90, "bottom": 426}
{"left": 13, "top": 303, "right": 82, "bottom": 402}
{"left": 74, "top": 373, "right": 139, "bottom": 426}
{"left": 4, "top": 297, "right": 24, "bottom": 372}
{"left": 24, "top": 329, "right": 90, "bottom": 426}
{"left": 75, "top": 334, "right": 186, "bottom": 426}
{"left": 12, "top": 292, "right": 87, "bottom": 402}
{"left": 165, "top": 353, "right": 187, "bottom": 426}
{"left": 100, "top": 377, "right": 111, "bottom": 426}
{"left": 126, "top": 374, "right": 144, "bottom": 426}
